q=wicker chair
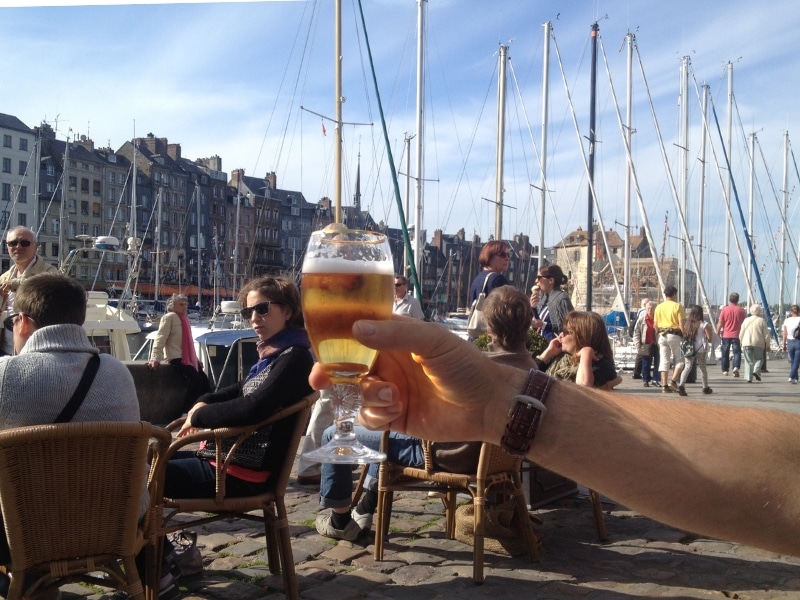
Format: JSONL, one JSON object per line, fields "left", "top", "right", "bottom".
{"left": 374, "top": 434, "right": 540, "bottom": 583}
{"left": 0, "top": 421, "right": 172, "bottom": 600}
{"left": 155, "top": 392, "right": 318, "bottom": 600}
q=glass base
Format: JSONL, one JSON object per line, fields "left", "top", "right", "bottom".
{"left": 302, "top": 439, "right": 386, "bottom": 464}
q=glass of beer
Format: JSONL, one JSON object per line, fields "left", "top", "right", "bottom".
{"left": 301, "top": 225, "right": 394, "bottom": 463}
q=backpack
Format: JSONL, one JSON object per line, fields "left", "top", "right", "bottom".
{"left": 793, "top": 323, "right": 800, "bottom": 341}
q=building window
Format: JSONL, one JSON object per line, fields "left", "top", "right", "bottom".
{"left": 1, "top": 158, "right": 10, "bottom": 173}
{"left": 17, "top": 213, "right": 25, "bottom": 227}
{"left": 18, "top": 161, "right": 26, "bottom": 176}
{"left": 18, "top": 186, "right": 26, "bottom": 203}
{"left": 1, "top": 183, "right": 10, "bottom": 202}
{"left": 80, "top": 223, "right": 89, "bottom": 235}
{"left": 52, "top": 219, "right": 60, "bottom": 235}
{"left": 46, "top": 164, "right": 54, "bottom": 176}
{"left": 19, "top": 138, "right": 27, "bottom": 152}
{"left": 2, "top": 135, "right": 11, "bottom": 148}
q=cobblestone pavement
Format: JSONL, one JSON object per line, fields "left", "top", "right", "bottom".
{"left": 67, "top": 356, "right": 800, "bottom": 599}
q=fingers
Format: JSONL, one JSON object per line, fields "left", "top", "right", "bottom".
{"left": 358, "top": 380, "right": 405, "bottom": 431}
{"left": 352, "top": 316, "right": 465, "bottom": 356}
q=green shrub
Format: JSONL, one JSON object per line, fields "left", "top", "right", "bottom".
{"left": 474, "top": 328, "right": 548, "bottom": 358}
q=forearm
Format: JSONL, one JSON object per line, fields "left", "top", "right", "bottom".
{"left": 487, "top": 381, "right": 800, "bottom": 556}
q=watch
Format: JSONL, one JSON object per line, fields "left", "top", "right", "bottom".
{"left": 500, "top": 369, "right": 554, "bottom": 457}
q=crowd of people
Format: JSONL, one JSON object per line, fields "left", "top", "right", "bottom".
{"left": 4, "top": 229, "right": 800, "bottom": 598}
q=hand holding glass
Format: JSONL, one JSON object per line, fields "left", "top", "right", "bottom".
{"left": 301, "top": 228, "right": 394, "bottom": 463}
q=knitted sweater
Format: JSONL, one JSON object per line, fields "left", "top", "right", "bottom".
{"left": 0, "top": 324, "right": 141, "bottom": 427}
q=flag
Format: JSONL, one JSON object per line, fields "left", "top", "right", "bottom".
{"left": 322, "top": 121, "right": 327, "bottom": 136}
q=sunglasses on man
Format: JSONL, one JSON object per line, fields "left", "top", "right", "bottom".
{"left": 6, "top": 240, "right": 32, "bottom": 248}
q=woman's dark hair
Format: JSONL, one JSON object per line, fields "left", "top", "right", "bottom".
{"left": 682, "top": 304, "right": 704, "bottom": 341}
{"left": 539, "top": 264, "right": 568, "bottom": 289}
{"left": 482, "top": 285, "right": 532, "bottom": 351}
{"left": 562, "top": 311, "right": 614, "bottom": 364}
{"left": 238, "top": 276, "right": 304, "bottom": 329}
{"left": 478, "top": 240, "right": 509, "bottom": 268}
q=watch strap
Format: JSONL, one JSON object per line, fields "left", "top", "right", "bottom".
{"left": 500, "top": 369, "right": 554, "bottom": 456}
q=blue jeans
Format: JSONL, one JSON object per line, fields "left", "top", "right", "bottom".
{"left": 721, "top": 338, "right": 742, "bottom": 372}
{"left": 789, "top": 340, "right": 800, "bottom": 380}
{"left": 319, "top": 425, "right": 425, "bottom": 509}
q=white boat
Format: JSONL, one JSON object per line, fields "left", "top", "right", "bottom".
{"left": 83, "top": 290, "right": 141, "bottom": 361}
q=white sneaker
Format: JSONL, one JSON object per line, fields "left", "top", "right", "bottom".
{"left": 723, "top": 371, "right": 729, "bottom": 376}
{"left": 351, "top": 507, "right": 373, "bottom": 532}
{"left": 315, "top": 511, "right": 361, "bottom": 541}
{"left": 791, "top": 379, "right": 798, "bottom": 384}
{"left": 732, "top": 368, "right": 740, "bottom": 378}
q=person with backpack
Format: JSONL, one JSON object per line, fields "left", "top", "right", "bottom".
{"left": 782, "top": 304, "right": 800, "bottom": 384}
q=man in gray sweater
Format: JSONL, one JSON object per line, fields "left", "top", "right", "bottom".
{"left": 0, "top": 273, "right": 152, "bottom": 599}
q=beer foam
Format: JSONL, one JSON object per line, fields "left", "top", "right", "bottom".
{"left": 303, "top": 256, "right": 394, "bottom": 274}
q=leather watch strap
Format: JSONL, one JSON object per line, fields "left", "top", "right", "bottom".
{"left": 500, "top": 369, "right": 554, "bottom": 457}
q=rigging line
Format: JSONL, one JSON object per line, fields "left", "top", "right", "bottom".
{"left": 551, "top": 25, "right": 622, "bottom": 306}
{"left": 634, "top": 43, "right": 710, "bottom": 305}
{"left": 546, "top": 28, "right": 587, "bottom": 285}
{"left": 439, "top": 52, "right": 495, "bottom": 234}
{"left": 688, "top": 73, "right": 754, "bottom": 302}
{"left": 753, "top": 135, "right": 800, "bottom": 275}
{"left": 709, "top": 100, "right": 779, "bottom": 343}
{"left": 356, "top": 0, "right": 421, "bottom": 299}
{"left": 250, "top": 0, "right": 318, "bottom": 177}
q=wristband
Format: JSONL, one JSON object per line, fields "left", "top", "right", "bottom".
{"left": 500, "top": 369, "right": 554, "bottom": 457}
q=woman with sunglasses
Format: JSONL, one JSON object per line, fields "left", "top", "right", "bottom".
{"left": 530, "top": 264, "right": 573, "bottom": 338}
{"left": 468, "top": 241, "right": 510, "bottom": 307}
{"left": 164, "top": 276, "right": 314, "bottom": 499}
{"left": 533, "top": 311, "right": 620, "bottom": 390}
{"left": 146, "top": 293, "right": 209, "bottom": 411}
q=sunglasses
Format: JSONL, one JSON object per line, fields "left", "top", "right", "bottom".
{"left": 240, "top": 301, "right": 282, "bottom": 320}
{"left": 7, "top": 240, "right": 32, "bottom": 248}
{"left": 496, "top": 252, "right": 509, "bottom": 258}
{"left": 394, "top": 282, "right": 406, "bottom": 287}
{"left": 3, "top": 313, "right": 20, "bottom": 331}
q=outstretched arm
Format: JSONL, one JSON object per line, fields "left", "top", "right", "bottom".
{"left": 309, "top": 316, "right": 800, "bottom": 557}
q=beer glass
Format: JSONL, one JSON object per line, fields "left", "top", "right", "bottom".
{"left": 301, "top": 227, "right": 394, "bottom": 463}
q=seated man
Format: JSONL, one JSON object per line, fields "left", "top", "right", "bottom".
{"left": 0, "top": 273, "right": 174, "bottom": 597}
{"left": 315, "top": 286, "right": 535, "bottom": 540}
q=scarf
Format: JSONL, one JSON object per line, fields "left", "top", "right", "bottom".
{"left": 545, "top": 352, "right": 580, "bottom": 382}
{"left": 178, "top": 313, "right": 199, "bottom": 370}
{"left": 247, "top": 327, "right": 311, "bottom": 381}
{"left": 644, "top": 313, "right": 656, "bottom": 344}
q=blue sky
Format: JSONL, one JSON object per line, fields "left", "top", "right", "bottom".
{"left": 3, "top": 0, "right": 800, "bottom": 308}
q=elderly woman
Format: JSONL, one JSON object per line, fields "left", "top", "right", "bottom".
{"left": 534, "top": 310, "right": 619, "bottom": 390}
{"left": 147, "top": 293, "right": 209, "bottom": 411}
{"left": 530, "top": 264, "right": 573, "bottom": 337}
{"left": 740, "top": 304, "right": 770, "bottom": 383}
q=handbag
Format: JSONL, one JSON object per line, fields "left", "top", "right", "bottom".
{"left": 680, "top": 338, "right": 696, "bottom": 358}
{"left": 467, "top": 273, "right": 494, "bottom": 339}
{"left": 195, "top": 425, "right": 273, "bottom": 470}
{"left": 636, "top": 344, "right": 653, "bottom": 359}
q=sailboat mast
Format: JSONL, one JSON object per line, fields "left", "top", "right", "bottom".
{"left": 538, "top": 23, "right": 550, "bottom": 272}
{"left": 723, "top": 61, "right": 733, "bottom": 303}
{"left": 195, "top": 182, "right": 202, "bottom": 305}
{"left": 780, "top": 131, "right": 789, "bottom": 319}
{"left": 155, "top": 187, "right": 162, "bottom": 302}
{"left": 678, "top": 56, "right": 690, "bottom": 305}
{"left": 413, "top": 0, "right": 425, "bottom": 299}
{"left": 585, "top": 23, "right": 599, "bottom": 311}
{"left": 59, "top": 130, "right": 70, "bottom": 266}
{"left": 494, "top": 45, "right": 508, "bottom": 241}
{"left": 696, "top": 84, "right": 709, "bottom": 305}
{"left": 747, "top": 132, "right": 756, "bottom": 306}
{"left": 334, "top": 0, "right": 343, "bottom": 223}
{"left": 623, "top": 32, "right": 633, "bottom": 313}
